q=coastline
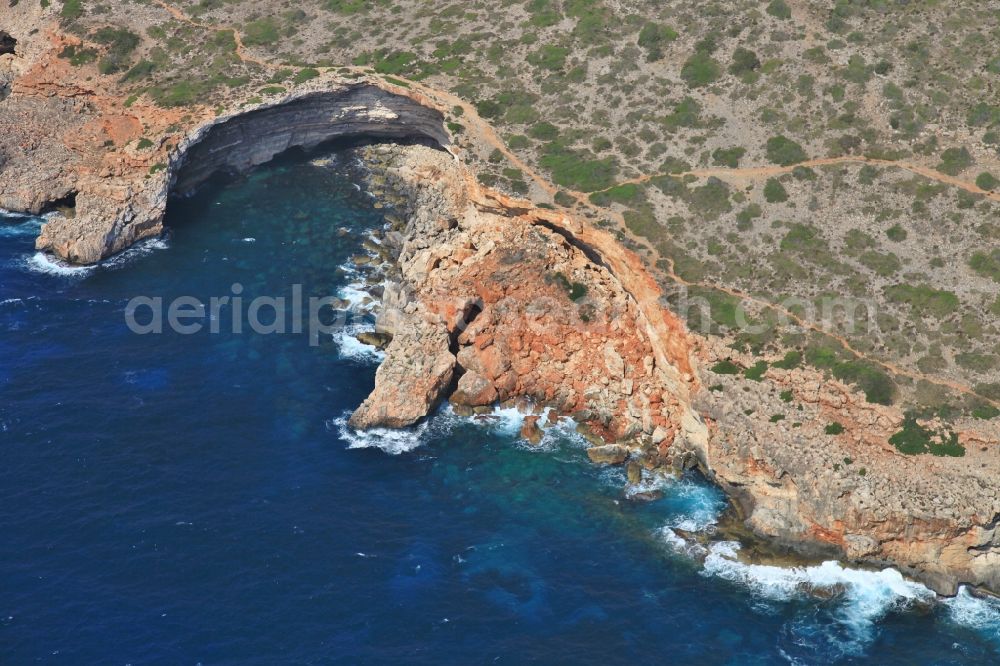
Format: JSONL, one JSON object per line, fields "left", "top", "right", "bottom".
{"left": 0, "top": 10, "right": 998, "bottom": 599}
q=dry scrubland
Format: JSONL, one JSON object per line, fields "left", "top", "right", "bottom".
{"left": 41, "top": 0, "right": 1000, "bottom": 436}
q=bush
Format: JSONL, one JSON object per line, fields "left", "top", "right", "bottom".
{"left": 711, "top": 360, "right": 741, "bottom": 375}
{"left": 972, "top": 405, "right": 1000, "bottom": 420}
{"left": 712, "top": 146, "right": 746, "bottom": 168}
{"left": 885, "top": 283, "right": 960, "bottom": 317}
{"left": 976, "top": 172, "right": 999, "bottom": 191}
{"left": 687, "top": 178, "right": 731, "bottom": 220}
{"left": 589, "top": 183, "right": 643, "bottom": 206}
{"left": 743, "top": 361, "right": 769, "bottom": 381}
{"left": 832, "top": 360, "right": 895, "bottom": 405}
{"left": 885, "top": 224, "right": 907, "bottom": 241}
{"left": 637, "top": 21, "right": 677, "bottom": 62}
{"left": 243, "top": 17, "right": 280, "bottom": 46}
{"left": 969, "top": 249, "right": 1000, "bottom": 282}
{"left": 780, "top": 223, "right": 825, "bottom": 253}
{"left": 766, "top": 0, "right": 791, "bottom": 19}
{"left": 729, "top": 48, "right": 760, "bottom": 77}
{"left": 122, "top": 59, "right": 155, "bottom": 82}
{"left": 766, "top": 135, "right": 807, "bottom": 165}
{"left": 763, "top": 178, "right": 788, "bottom": 203}
{"left": 937, "top": 147, "right": 973, "bottom": 176}
{"left": 772, "top": 350, "right": 802, "bottom": 369}
{"left": 527, "top": 45, "right": 569, "bottom": 71}
{"left": 61, "top": 0, "right": 83, "bottom": 21}
{"left": 93, "top": 27, "right": 140, "bottom": 75}
{"left": 825, "top": 422, "right": 845, "bottom": 435}
{"left": 293, "top": 68, "right": 320, "bottom": 84}
{"left": 889, "top": 415, "right": 964, "bottom": 457}
{"left": 539, "top": 143, "right": 618, "bottom": 192}
{"left": 681, "top": 51, "right": 720, "bottom": 88}
{"left": 374, "top": 51, "right": 417, "bottom": 75}
{"left": 529, "top": 122, "right": 559, "bottom": 140}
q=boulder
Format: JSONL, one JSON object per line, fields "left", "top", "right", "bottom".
{"left": 450, "top": 370, "right": 498, "bottom": 406}
{"left": 587, "top": 444, "right": 629, "bottom": 465}
{"left": 520, "top": 415, "right": 543, "bottom": 445}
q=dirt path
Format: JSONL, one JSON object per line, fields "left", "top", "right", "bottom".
{"left": 596, "top": 155, "right": 1000, "bottom": 204}
{"left": 151, "top": 0, "right": 1000, "bottom": 411}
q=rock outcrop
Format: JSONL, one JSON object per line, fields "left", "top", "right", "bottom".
{"left": 2, "top": 6, "right": 998, "bottom": 599}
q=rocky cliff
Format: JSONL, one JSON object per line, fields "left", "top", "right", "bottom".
{"left": 1, "top": 8, "right": 998, "bottom": 598}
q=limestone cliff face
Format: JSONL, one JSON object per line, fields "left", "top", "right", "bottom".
{"left": 23, "top": 83, "right": 448, "bottom": 264}
{"left": 346, "top": 145, "right": 702, "bottom": 448}
{"left": 2, "top": 9, "right": 999, "bottom": 598}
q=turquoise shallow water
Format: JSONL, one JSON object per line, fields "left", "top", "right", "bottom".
{"left": 2, "top": 149, "right": 999, "bottom": 664}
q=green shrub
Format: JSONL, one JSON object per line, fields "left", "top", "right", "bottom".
{"left": 885, "top": 283, "right": 960, "bottom": 317}
{"left": 780, "top": 223, "right": 825, "bottom": 253}
{"left": 687, "top": 178, "right": 731, "bottom": 220}
{"left": 375, "top": 51, "right": 417, "bottom": 75}
{"left": 589, "top": 183, "right": 643, "bottom": 206}
{"left": 832, "top": 360, "right": 895, "bottom": 405}
{"left": 766, "top": 0, "right": 791, "bottom": 19}
{"left": 529, "top": 122, "right": 559, "bottom": 140}
{"left": 58, "top": 44, "right": 97, "bottom": 66}
{"left": 527, "top": 44, "right": 569, "bottom": 71}
{"left": 135, "top": 138, "right": 154, "bottom": 150}
{"left": 547, "top": 272, "right": 587, "bottom": 301}
{"left": 969, "top": 249, "right": 1000, "bottom": 282}
{"left": 972, "top": 405, "right": 1000, "bottom": 420}
{"left": 681, "top": 51, "right": 720, "bottom": 88}
{"left": 122, "top": 59, "right": 155, "bottom": 82}
{"left": 859, "top": 250, "right": 901, "bottom": 276}
{"left": 769, "top": 414, "right": 785, "bottom": 423}
{"left": 780, "top": 389, "right": 793, "bottom": 402}
{"left": 729, "top": 48, "right": 760, "bottom": 76}
{"left": 766, "top": 135, "right": 807, "bottom": 165}
{"left": 772, "top": 350, "right": 802, "bottom": 369}
{"left": 885, "top": 224, "right": 907, "bottom": 241}
{"left": 243, "top": 17, "right": 280, "bottom": 45}
{"left": 825, "top": 422, "right": 845, "bottom": 435}
{"left": 93, "top": 27, "right": 140, "bottom": 75}
{"left": 61, "top": 0, "right": 83, "bottom": 21}
{"left": 976, "top": 172, "right": 999, "bottom": 191}
{"left": 763, "top": 178, "right": 788, "bottom": 203}
{"left": 889, "top": 415, "right": 964, "bottom": 456}
{"left": 539, "top": 143, "right": 617, "bottom": 191}
{"left": 937, "top": 147, "right": 973, "bottom": 176}
{"left": 292, "top": 68, "right": 320, "bottom": 84}
{"left": 712, "top": 146, "right": 746, "bottom": 168}
{"left": 637, "top": 21, "right": 677, "bottom": 62}
{"left": 711, "top": 360, "right": 741, "bottom": 375}
{"left": 743, "top": 361, "right": 769, "bottom": 381}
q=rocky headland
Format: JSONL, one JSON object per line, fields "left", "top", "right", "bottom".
{"left": 1, "top": 5, "right": 998, "bottom": 598}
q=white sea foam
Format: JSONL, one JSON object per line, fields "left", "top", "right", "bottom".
{"left": 338, "top": 283, "right": 376, "bottom": 312}
{"left": 101, "top": 237, "right": 170, "bottom": 270}
{"left": 333, "top": 323, "right": 386, "bottom": 363}
{"left": 20, "top": 252, "right": 96, "bottom": 277}
{"left": 330, "top": 414, "right": 431, "bottom": 455}
{"left": 702, "top": 541, "right": 936, "bottom": 653}
{"left": 943, "top": 586, "right": 1000, "bottom": 637}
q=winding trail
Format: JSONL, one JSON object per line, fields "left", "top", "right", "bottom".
{"left": 151, "top": 0, "right": 1000, "bottom": 411}
{"left": 595, "top": 156, "right": 1000, "bottom": 204}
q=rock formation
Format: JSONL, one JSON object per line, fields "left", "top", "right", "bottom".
{"left": 1, "top": 6, "right": 998, "bottom": 598}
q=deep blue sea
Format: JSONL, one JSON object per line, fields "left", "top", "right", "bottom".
{"left": 2, "top": 150, "right": 999, "bottom": 664}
